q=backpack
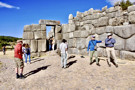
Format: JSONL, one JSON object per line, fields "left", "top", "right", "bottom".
{"left": 26, "top": 48, "right": 30, "bottom": 54}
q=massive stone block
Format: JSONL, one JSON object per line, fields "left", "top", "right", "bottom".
{"left": 78, "top": 49, "right": 87, "bottom": 55}
{"left": 98, "top": 33, "right": 107, "bottom": 48}
{"left": 55, "top": 25, "right": 62, "bottom": 33}
{"left": 68, "top": 24, "right": 76, "bottom": 32}
{"left": 24, "top": 25, "right": 31, "bottom": 32}
{"left": 31, "top": 40, "right": 38, "bottom": 53}
{"left": 63, "top": 33, "right": 69, "bottom": 39}
{"left": 41, "top": 25, "right": 46, "bottom": 31}
{"left": 73, "top": 31, "right": 81, "bottom": 38}
{"left": 38, "top": 40, "right": 46, "bottom": 52}
{"left": 62, "top": 24, "right": 69, "bottom": 34}
{"left": 96, "top": 27, "right": 106, "bottom": 35}
{"left": 31, "top": 24, "right": 41, "bottom": 31}
{"left": 68, "top": 48, "right": 78, "bottom": 54}
{"left": 69, "top": 14, "right": 73, "bottom": 20}
{"left": 113, "top": 34, "right": 125, "bottom": 50}
{"left": 98, "top": 17, "right": 109, "bottom": 27}
{"left": 129, "top": 11, "right": 135, "bottom": 24}
{"left": 125, "top": 35, "right": 135, "bottom": 52}
{"left": 81, "top": 30, "right": 89, "bottom": 38}
{"left": 39, "top": 20, "right": 60, "bottom": 25}
{"left": 107, "top": 12, "right": 116, "bottom": 18}
{"left": 120, "top": 51, "right": 135, "bottom": 61}
{"left": 76, "top": 38, "right": 86, "bottom": 50}
{"left": 67, "top": 39, "right": 76, "bottom": 48}
{"left": 97, "top": 48, "right": 107, "bottom": 57}
{"left": 23, "top": 40, "right": 31, "bottom": 45}
{"left": 55, "top": 33, "right": 62, "bottom": 40}
{"left": 105, "top": 26, "right": 114, "bottom": 33}
{"left": 23, "top": 32, "right": 34, "bottom": 40}
{"left": 69, "top": 32, "right": 74, "bottom": 39}
{"left": 114, "top": 25, "right": 135, "bottom": 39}
{"left": 34, "top": 31, "right": 46, "bottom": 40}
{"left": 128, "top": 5, "right": 135, "bottom": 13}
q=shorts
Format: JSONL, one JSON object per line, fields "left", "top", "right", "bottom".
{"left": 14, "top": 58, "right": 24, "bottom": 68}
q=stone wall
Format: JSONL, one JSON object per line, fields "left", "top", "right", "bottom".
{"left": 62, "top": 4, "right": 135, "bottom": 61}
{"left": 23, "top": 20, "right": 62, "bottom": 57}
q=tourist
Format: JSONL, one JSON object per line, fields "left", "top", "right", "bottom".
{"left": 14, "top": 40, "right": 24, "bottom": 79}
{"left": 2, "top": 46, "right": 6, "bottom": 55}
{"left": 105, "top": 33, "right": 118, "bottom": 67}
{"left": 60, "top": 39, "right": 68, "bottom": 69}
{"left": 25, "top": 44, "right": 31, "bottom": 64}
{"left": 49, "top": 37, "right": 52, "bottom": 51}
{"left": 22, "top": 44, "right": 26, "bottom": 62}
{"left": 52, "top": 37, "right": 55, "bottom": 51}
{"left": 87, "top": 35, "right": 103, "bottom": 66}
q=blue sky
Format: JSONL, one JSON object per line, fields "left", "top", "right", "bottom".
{"left": 0, "top": 0, "right": 122, "bottom": 38}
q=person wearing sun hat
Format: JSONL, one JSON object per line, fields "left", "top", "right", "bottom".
{"left": 105, "top": 33, "right": 118, "bottom": 68}
{"left": 87, "top": 35, "right": 103, "bottom": 66}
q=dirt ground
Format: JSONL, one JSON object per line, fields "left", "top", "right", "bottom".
{"left": 0, "top": 50, "right": 135, "bottom": 90}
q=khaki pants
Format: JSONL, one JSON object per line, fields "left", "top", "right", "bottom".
{"left": 106, "top": 47, "right": 117, "bottom": 64}
{"left": 89, "top": 51, "right": 98, "bottom": 64}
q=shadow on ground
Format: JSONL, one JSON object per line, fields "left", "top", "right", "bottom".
{"left": 67, "top": 60, "right": 77, "bottom": 68}
{"left": 31, "top": 58, "right": 45, "bottom": 64}
{"left": 24, "top": 65, "right": 51, "bottom": 78}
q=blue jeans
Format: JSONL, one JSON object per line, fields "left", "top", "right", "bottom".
{"left": 49, "top": 44, "right": 52, "bottom": 51}
{"left": 61, "top": 53, "right": 67, "bottom": 68}
{"left": 25, "top": 54, "right": 31, "bottom": 63}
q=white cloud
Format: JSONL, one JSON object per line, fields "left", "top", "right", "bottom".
{"left": 0, "top": 1, "right": 20, "bottom": 10}
{"left": 106, "top": 0, "right": 135, "bottom": 5}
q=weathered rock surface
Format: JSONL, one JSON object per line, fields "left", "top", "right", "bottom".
{"left": 114, "top": 25, "right": 135, "bottom": 39}
{"left": 128, "top": 11, "right": 135, "bottom": 24}
{"left": 24, "top": 25, "right": 31, "bottom": 32}
{"left": 31, "top": 40, "right": 38, "bottom": 53}
{"left": 34, "top": 31, "right": 46, "bottom": 40}
{"left": 120, "top": 51, "right": 135, "bottom": 61}
{"left": 128, "top": 5, "right": 135, "bottom": 13}
{"left": 125, "top": 35, "right": 135, "bottom": 52}
{"left": 23, "top": 32, "right": 34, "bottom": 40}
{"left": 38, "top": 40, "right": 46, "bottom": 52}
{"left": 76, "top": 38, "right": 86, "bottom": 50}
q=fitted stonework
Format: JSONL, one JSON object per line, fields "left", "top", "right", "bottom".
{"left": 23, "top": 5, "right": 135, "bottom": 60}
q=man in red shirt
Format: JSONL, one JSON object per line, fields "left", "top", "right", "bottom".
{"left": 14, "top": 40, "right": 24, "bottom": 79}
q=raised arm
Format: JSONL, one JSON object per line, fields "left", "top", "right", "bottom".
{"left": 96, "top": 40, "right": 102, "bottom": 43}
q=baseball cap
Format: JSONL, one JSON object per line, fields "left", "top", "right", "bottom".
{"left": 107, "top": 33, "right": 112, "bottom": 36}
{"left": 91, "top": 35, "right": 95, "bottom": 38}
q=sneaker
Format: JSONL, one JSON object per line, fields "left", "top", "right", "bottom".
{"left": 96, "top": 63, "right": 101, "bottom": 66}
{"left": 16, "top": 73, "right": 20, "bottom": 79}
{"left": 20, "top": 74, "right": 25, "bottom": 79}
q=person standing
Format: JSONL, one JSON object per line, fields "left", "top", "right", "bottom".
{"left": 49, "top": 37, "right": 52, "bottom": 51}
{"left": 87, "top": 35, "right": 103, "bottom": 66}
{"left": 105, "top": 33, "right": 118, "bottom": 67}
{"left": 14, "top": 40, "right": 24, "bottom": 79}
{"left": 2, "top": 46, "right": 6, "bottom": 55}
{"left": 60, "top": 39, "right": 68, "bottom": 69}
{"left": 25, "top": 44, "right": 31, "bottom": 64}
{"left": 22, "top": 44, "right": 26, "bottom": 62}
{"left": 52, "top": 37, "right": 55, "bottom": 51}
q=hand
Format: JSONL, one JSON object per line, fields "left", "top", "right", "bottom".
{"left": 102, "top": 41, "right": 104, "bottom": 43}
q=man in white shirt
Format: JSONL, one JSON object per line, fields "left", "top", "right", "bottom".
{"left": 60, "top": 39, "right": 68, "bottom": 69}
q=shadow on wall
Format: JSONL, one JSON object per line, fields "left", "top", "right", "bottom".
{"left": 24, "top": 65, "right": 51, "bottom": 78}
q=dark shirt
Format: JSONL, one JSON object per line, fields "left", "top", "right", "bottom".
{"left": 105, "top": 38, "right": 116, "bottom": 47}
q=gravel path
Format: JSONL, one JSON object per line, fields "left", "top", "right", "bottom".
{"left": 0, "top": 51, "right": 135, "bottom": 90}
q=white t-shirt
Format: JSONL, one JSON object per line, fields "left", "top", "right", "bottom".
{"left": 60, "top": 43, "right": 67, "bottom": 54}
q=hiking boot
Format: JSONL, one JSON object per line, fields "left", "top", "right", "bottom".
{"left": 16, "top": 73, "right": 20, "bottom": 79}
{"left": 20, "top": 74, "right": 25, "bottom": 79}
{"left": 89, "top": 62, "right": 93, "bottom": 65}
{"left": 96, "top": 63, "right": 101, "bottom": 66}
